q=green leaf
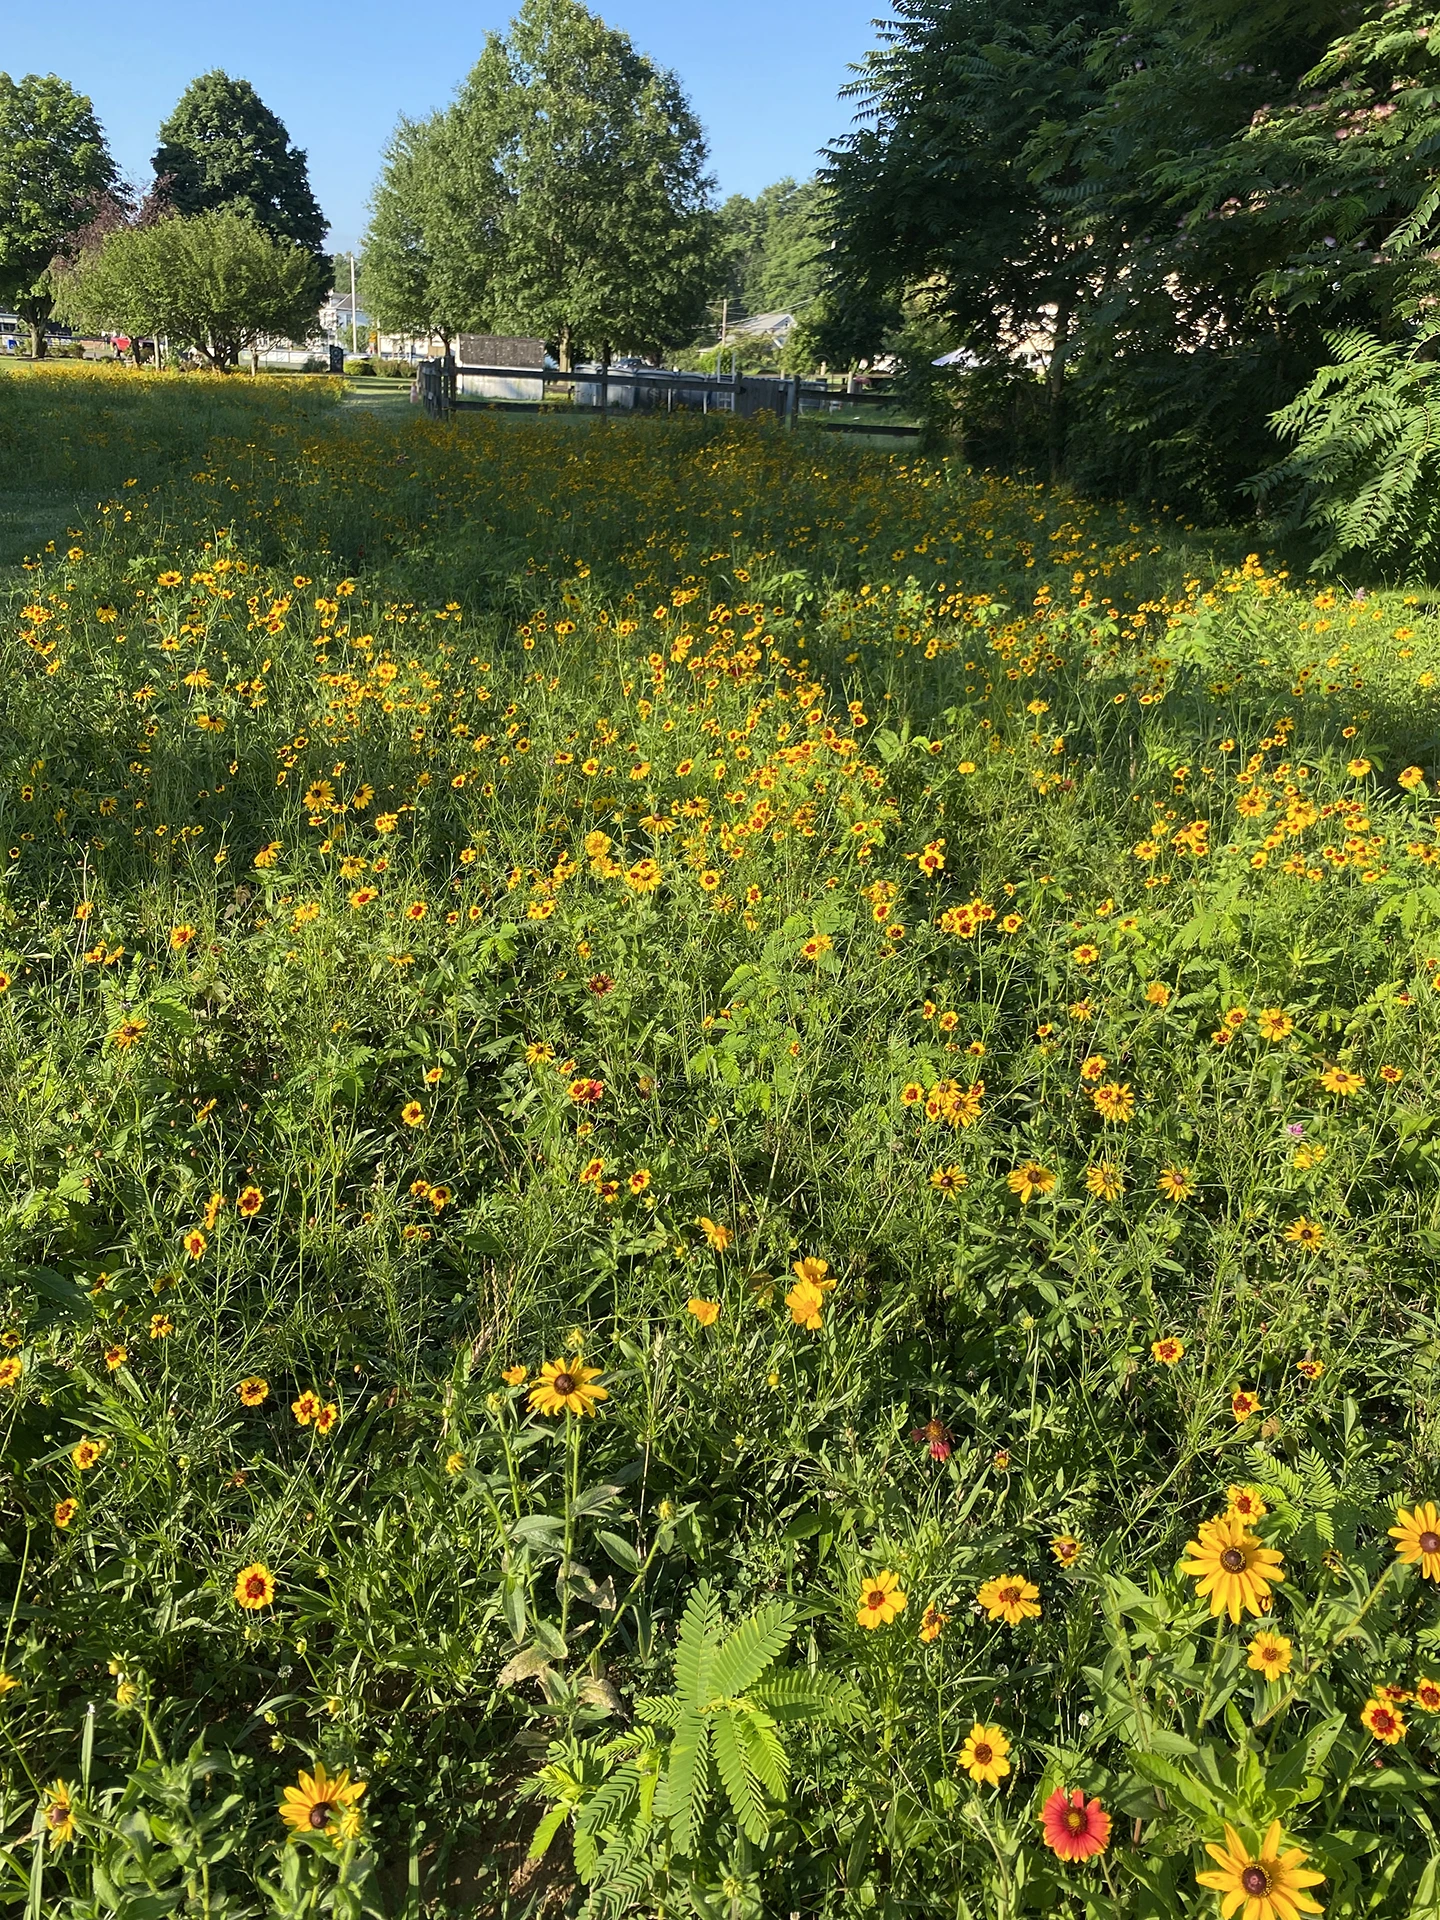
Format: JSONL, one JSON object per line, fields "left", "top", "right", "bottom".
{"left": 713, "top": 1709, "right": 769, "bottom": 1844}
{"left": 709, "top": 1602, "right": 793, "bottom": 1700}
{"left": 673, "top": 1582, "right": 724, "bottom": 1709}
{"left": 664, "top": 1707, "right": 710, "bottom": 1857}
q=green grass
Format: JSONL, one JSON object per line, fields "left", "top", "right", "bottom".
{"left": 3, "top": 364, "right": 1440, "bottom": 1918}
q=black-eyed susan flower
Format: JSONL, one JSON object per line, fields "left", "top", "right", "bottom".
{"left": 234, "top": 1563, "right": 276, "bottom": 1609}
{"left": 528, "top": 1359, "right": 607, "bottom": 1416}
{"left": 43, "top": 1780, "right": 77, "bottom": 1846}
{"left": 1050, "top": 1534, "right": 1082, "bottom": 1570}
{"left": 278, "top": 1762, "right": 365, "bottom": 1838}
{"left": 1179, "top": 1511, "right": 1284, "bottom": 1621}
{"left": 1091, "top": 1081, "right": 1134, "bottom": 1122}
{"left": 856, "top": 1570, "right": 907, "bottom": 1629}
{"left": 1246, "top": 1631, "right": 1292, "bottom": 1681}
{"left": 1006, "top": 1161, "right": 1056, "bottom": 1203}
{"left": 1284, "top": 1216, "right": 1324, "bottom": 1252}
{"left": 929, "top": 1164, "right": 967, "bottom": 1197}
{"left": 957, "top": 1723, "right": 1010, "bottom": 1786}
{"left": 977, "top": 1574, "right": 1041, "bottom": 1625}
{"left": 111, "top": 1017, "right": 148, "bottom": 1050}
{"left": 1319, "top": 1064, "right": 1364, "bottom": 1097}
{"left": 1389, "top": 1500, "right": 1440, "bottom": 1580}
{"left": 1195, "top": 1822, "right": 1323, "bottom": 1919}
{"left": 1156, "top": 1165, "right": 1195, "bottom": 1202}
{"left": 1085, "top": 1161, "right": 1124, "bottom": 1200}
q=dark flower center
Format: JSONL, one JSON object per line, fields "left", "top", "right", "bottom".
{"left": 1220, "top": 1547, "right": 1247, "bottom": 1572}
{"left": 973, "top": 1743, "right": 992, "bottom": 1765}
{"left": 1240, "top": 1866, "right": 1271, "bottom": 1897}
{"left": 309, "top": 1802, "right": 332, "bottom": 1829}
{"left": 1419, "top": 1530, "right": 1440, "bottom": 1554}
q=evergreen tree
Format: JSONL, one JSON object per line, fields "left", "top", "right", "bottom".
{"left": 0, "top": 71, "right": 117, "bottom": 357}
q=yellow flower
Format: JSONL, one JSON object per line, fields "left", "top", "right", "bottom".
{"left": 856, "top": 1570, "right": 907, "bottom": 1628}
{"left": 785, "top": 1278, "right": 829, "bottom": 1329}
{"left": 697, "top": 1216, "right": 732, "bottom": 1251}
{"left": 1151, "top": 1336, "right": 1185, "bottom": 1365}
{"left": 400, "top": 1100, "right": 425, "bottom": 1126}
{"left": 1256, "top": 1008, "right": 1294, "bottom": 1042}
{"left": 1090, "top": 1081, "right": 1135, "bottom": 1122}
{"left": 278, "top": 1762, "right": 366, "bottom": 1839}
{"left": 1318, "top": 1064, "right": 1364, "bottom": 1097}
{"left": 71, "top": 1437, "right": 107, "bottom": 1471}
{"left": 1284, "top": 1216, "right": 1324, "bottom": 1252}
{"left": 1361, "top": 1695, "right": 1407, "bottom": 1743}
{"left": 1195, "top": 1821, "right": 1323, "bottom": 1920}
{"left": 1247, "top": 1632, "right": 1292, "bottom": 1681}
{"left": 528, "top": 1358, "right": 608, "bottom": 1417}
{"left": 1006, "top": 1161, "right": 1056, "bottom": 1203}
{"left": 43, "top": 1780, "right": 77, "bottom": 1847}
{"left": 0, "top": 1357, "right": 22, "bottom": 1389}
{"left": 1231, "top": 1388, "right": 1261, "bottom": 1423}
{"left": 977, "top": 1573, "right": 1041, "bottom": 1626}
{"left": 686, "top": 1297, "right": 720, "bottom": 1326}
{"left": 1227, "top": 1485, "right": 1268, "bottom": 1523}
{"left": 1179, "top": 1511, "right": 1285, "bottom": 1622}
{"left": 1156, "top": 1165, "right": 1195, "bottom": 1202}
{"left": 237, "top": 1377, "right": 269, "bottom": 1406}
{"left": 234, "top": 1563, "right": 276, "bottom": 1610}
{"left": 1388, "top": 1500, "right": 1440, "bottom": 1580}
{"left": 957, "top": 1722, "right": 1011, "bottom": 1787}
{"left": 445, "top": 1451, "right": 466, "bottom": 1476}
{"left": 919, "top": 1602, "right": 949, "bottom": 1643}
{"left": 1085, "top": 1160, "right": 1124, "bottom": 1200}
{"left": 1050, "top": 1534, "right": 1082, "bottom": 1569}
{"left": 501, "top": 1365, "right": 528, "bottom": 1387}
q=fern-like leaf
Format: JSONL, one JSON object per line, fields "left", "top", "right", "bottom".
{"left": 734, "top": 1704, "right": 788, "bottom": 1798}
{"left": 708, "top": 1602, "right": 793, "bottom": 1701}
{"left": 673, "top": 1582, "right": 724, "bottom": 1709}
{"left": 713, "top": 1709, "right": 770, "bottom": 1844}
{"left": 749, "top": 1669, "right": 864, "bottom": 1723}
{"left": 664, "top": 1706, "right": 710, "bottom": 1857}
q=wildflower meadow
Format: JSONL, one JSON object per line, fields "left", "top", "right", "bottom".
{"left": 3, "top": 363, "right": 1440, "bottom": 1918}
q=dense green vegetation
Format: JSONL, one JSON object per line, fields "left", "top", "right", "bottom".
{"left": 2, "top": 366, "right": 1440, "bottom": 1916}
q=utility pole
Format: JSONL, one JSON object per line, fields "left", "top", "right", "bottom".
{"left": 348, "top": 253, "right": 358, "bottom": 355}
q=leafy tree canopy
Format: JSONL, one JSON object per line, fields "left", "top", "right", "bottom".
{"left": 364, "top": 0, "right": 722, "bottom": 365}
{"left": 717, "top": 177, "right": 828, "bottom": 318}
{"left": 153, "top": 72, "right": 326, "bottom": 259}
{"left": 53, "top": 207, "right": 322, "bottom": 369}
{"left": 0, "top": 71, "right": 116, "bottom": 355}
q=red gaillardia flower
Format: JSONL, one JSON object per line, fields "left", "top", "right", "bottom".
{"left": 1041, "top": 1788, "right": 1111, "bottom": 1862}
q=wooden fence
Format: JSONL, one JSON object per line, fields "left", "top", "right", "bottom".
{"left": 415, "top": 359, "right": 919, "bottom": 436}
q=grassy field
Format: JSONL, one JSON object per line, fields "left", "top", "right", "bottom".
{"left": 3, "top": 363, "right": 1440, "bottom": 1919}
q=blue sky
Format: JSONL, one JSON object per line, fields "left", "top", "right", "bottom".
{"left": 5, "top": 0, "right": 883, "bottom": 254}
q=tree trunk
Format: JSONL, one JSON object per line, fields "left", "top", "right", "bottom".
{"left": 1046, "top": 288, "right": 1073, "bottom": 485}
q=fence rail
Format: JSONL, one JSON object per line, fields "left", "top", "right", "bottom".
{"left": 415, "top": 359, "right": 919, "bottom": 436}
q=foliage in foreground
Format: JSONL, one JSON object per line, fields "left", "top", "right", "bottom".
{"left": 2, "top": 368, "right": 1440, "bottom": 1915}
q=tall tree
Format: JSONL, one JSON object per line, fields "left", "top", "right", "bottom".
{"left": 0, "top": 72, "right": 117, "bottom": 357}
{"left": 448, "top": 0, "right": 721, "bottom": 366}
{"left": 822, "top": 0, "right": 1121, "bottom": 477}
{"left": 718, "top": 177, "right": 827, "bottom": 318}
{"left": 153, "top": 72, "right": 327, "bottom": 302}
{"left": 362, "top": 110, "right": 507, "bottom": 348}
{"left": 53, "top": 207, "right": 322, "bottom": 369}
